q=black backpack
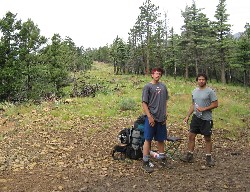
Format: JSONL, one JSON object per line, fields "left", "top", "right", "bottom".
{"left": 112, "top": 115, "right": 146, "bottom": 160}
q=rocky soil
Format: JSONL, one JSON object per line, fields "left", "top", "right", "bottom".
{"left": 0, "top": 113, "right": 249, "bottom": 192}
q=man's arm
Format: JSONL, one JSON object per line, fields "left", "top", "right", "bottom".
{"left": 198, "top": 100, "right": 218, "bottom": 112}
{"left": 183, "top": 103, "right": 194, "bottom": 124}
{"left": 142, "top": 102, "right": 155, "bottom": 127}
{"left": 162, "top": 100, "right": 168, "bottom": 125}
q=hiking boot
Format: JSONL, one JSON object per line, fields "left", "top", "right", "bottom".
{"left": 158, "top": 158, "right": 173, "bottom": 169}
{"left": 142, "top": 160, "right": 154, "bottom": 173}
{"left": 206, "top": 155, "right": 215, "bottom": 167}
{"left": 180, "top": 152, "right": 194, "bottom": 163}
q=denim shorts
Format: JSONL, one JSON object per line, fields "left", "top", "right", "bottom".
{"left": 144, "top": 116, "right": 167, "bottom": 142}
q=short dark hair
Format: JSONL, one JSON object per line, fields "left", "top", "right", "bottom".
{"left": 196, "top": 73, "right": 208, "bottom": 81}
{"left": 151, "top": 67, "right": 164, "bottom": 75}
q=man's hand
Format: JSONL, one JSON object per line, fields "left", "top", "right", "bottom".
{"left": 148, "top": 116, "right": 155, "bottom": 127}
{"left": 183, "top": 116, "right": 189, "bottom": 124}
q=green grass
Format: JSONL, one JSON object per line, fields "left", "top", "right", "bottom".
{"left": 1, "top": 62, "right": 249, "bottom": 141}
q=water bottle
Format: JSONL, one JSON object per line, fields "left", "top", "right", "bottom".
{"left": 195, "top": 103, "right": 202, "bottom": 117}
{"left": 150, "top": 150, "right": 160, "bottom": 159}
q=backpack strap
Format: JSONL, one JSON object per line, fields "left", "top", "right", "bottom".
{"left": 112, "top": 145, "right": 127, "bottom": 160}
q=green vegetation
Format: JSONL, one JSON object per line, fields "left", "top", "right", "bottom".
{"left": 1, "top": 62, "right": 249, "bottom": 141}
{"left": 92, "top": 0, "right": 250, "bottom": 88}
{"left": 0, "top": 12, "right": 93, "bottom": 102}
{"left": 1, "top": 0, "right": 250, "bottom": 104}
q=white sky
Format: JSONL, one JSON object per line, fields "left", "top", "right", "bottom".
{"left": 0, "top": 0, "right": 249, "bottom": 48}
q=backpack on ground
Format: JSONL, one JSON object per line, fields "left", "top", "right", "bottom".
{"left": 112, "top": 115, "right": 146, "bottom": 160}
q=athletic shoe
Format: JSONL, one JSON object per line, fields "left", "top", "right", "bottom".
{"left": 180, "top": 152, "right": 194, "bottom": 163}
{"left": 142, "top": 160, "right": 154, "bottom": 173}
{"left": 206, "top": 155, "right": 215, "bottom": 167}
{"left": 158, "top": 158, "right": 173, "bottom": 169}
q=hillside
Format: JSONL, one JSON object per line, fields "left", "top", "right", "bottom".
{"left": 0, "top": 62, "right": 249, "bottom": 192}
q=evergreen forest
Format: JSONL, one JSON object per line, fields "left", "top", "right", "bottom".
{"left": 0, "top": 0, "right": 249, "bottom": 102}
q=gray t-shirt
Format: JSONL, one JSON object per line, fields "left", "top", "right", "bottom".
{"left": 192, "top": 87, "right": 217, "bottom": 120}
{"left": 142, "top": 82, "right": 169, "bottom": 122}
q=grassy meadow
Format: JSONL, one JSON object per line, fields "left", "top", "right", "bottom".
{"left": 1, "top": 62, "right": 249, "bottom": 141}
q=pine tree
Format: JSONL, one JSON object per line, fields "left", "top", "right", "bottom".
{"left": 235, "top": 23, "right": 250, "bottom": 87}
{"left": 180, "top": 2, "right": 211, "bottom": 79}
{"left": 135, "top": 0, "right": 161, "bottom": 74}
{"left": 213, "top": 0, "right": 231, "bottom": 83}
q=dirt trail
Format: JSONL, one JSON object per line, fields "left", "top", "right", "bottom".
{"left": 0, "top": 116, "right": 249, "bottom": 192}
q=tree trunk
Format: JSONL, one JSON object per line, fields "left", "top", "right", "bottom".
{"left": 195, "top": 49, "right": 199, "bottom": 75}
{"left": 213, "top": 66, "right": 219, "bottom": 83}
{"left": 195, "top": 58, "right": 198, "bottom": 75}
{"left": 113, "top": 59, "right": 117, "bottom": 74}
{"left": 146, "top": 48, "right": 150, "bottom": 75}
{"left": 221, "top": 61, "right": 226, "bottom": 84}
{"left": 185, "top": 63, "right": 189, "bottom": 79}
{"left": 174, "top": 61, "right": 177, "bottom": 80}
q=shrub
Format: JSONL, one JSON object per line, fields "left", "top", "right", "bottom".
{"left": 119, "top": 98, "right": 137, "bottom": 111}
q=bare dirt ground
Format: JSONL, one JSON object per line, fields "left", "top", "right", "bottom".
{"left": 0, "top": 115, "right": 249, "bottom": 192}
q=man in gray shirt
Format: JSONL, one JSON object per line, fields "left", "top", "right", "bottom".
{"left": 141, "top": 67, "right": 169, "bottom": 173}
{"left": 181, "top": 73, "right": 218, "bottom": 166}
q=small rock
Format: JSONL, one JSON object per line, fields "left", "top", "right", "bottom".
{"left": 79, "top": 187, "right": 88, "bottom": 192}
{"left": 58, "top": 185, "right": 64, "bottom": 190}
{"left": 200, "top": 165, "right": 206, "bottom": 170}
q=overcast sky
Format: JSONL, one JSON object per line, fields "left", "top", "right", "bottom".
{"left": 0, "top": 0, "right": 249, "bottom": 48}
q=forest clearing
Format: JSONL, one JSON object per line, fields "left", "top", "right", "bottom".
{"left": 0, "top": 62, "right": 249, "bottom": 192}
